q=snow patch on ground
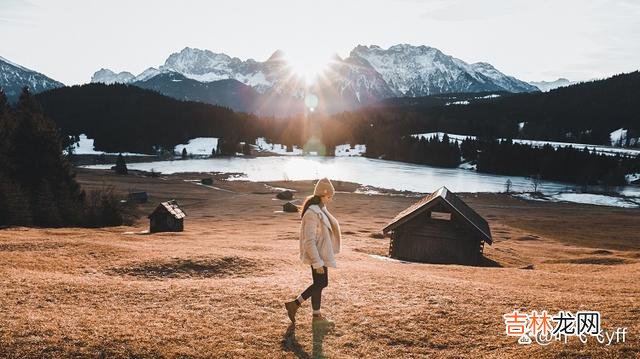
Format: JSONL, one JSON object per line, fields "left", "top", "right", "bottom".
{"left": 174, "top": 138, "right": 219, "bottom": 157}
{"left": 69, "top": 134, "right": 153, "bottom": 156}
{"left": 71, "top": 134, "right": 103, "bottom": 155}
{"left": 254, "top": 137, "right": 365, "bottom": 156}
{"left": 610, "top": 128, "right": 627, "bottom": 146}
{"left": 515, "top": 192, "right": 639, "bottom": 208}
{"left": 458, "top": 161, "right": 476, "bottom": 170}
{"left": 625, "top": 173, "right": 640, "bottom": 184}
{"left": 476, "top": 94, "right": 501, "bottom": 99}
{"left": 609, "top": 128, "right": 638, "bottom": 147}
{"left": 354, "top": 186, "right": 384, "bottom": 195}
{"left": 369, "top": 254, "right": 405, "bottom": 262}
{"left": 413, "top": 132, "right": 475, "bottom": 142}
{"left": 413, "top": 132, "right": 640, "bottom": 157}
{"left": 446, "top": 100, "right": 470, "bottom": 105}
{"left": 335, "top": 144, "right": 366, "bottom": 157}
{"left": 254, "top": 137, "right": 303, "bottom": 155}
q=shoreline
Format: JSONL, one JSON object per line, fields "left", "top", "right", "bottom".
{"left": 74, "top": 167, "right": 640, "bottom": 209}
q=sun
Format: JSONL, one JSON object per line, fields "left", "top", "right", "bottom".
{"left": 283, "top": 50, "right": 334, "bottom": 84}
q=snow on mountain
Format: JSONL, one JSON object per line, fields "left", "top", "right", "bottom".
{"left": 90, "top": 68, "right": 135, "bottom": 84}
{"left": 529, "top": 78, "right": 575, "bottom": 92}
{"left": 133, "top": 67, "right": 161, "bottom": 82}
{"left": 469, "top": 62, "right": 538, "bottom": 92}
{"left": 323, "top": 54, "right": 395, "bottom": 106}
{"left": 88, "top": 44, "right": 539, "bottom": 114}
{"left": 348, "top": 44, "right": 538, "bottom": 96}
{"left": 159, "top": 47, "right": 277, "bottom": 93}
{"left": 0, "top": 55, "right": 64, "bottom": 102}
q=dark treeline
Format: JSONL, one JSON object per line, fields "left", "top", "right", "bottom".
{"left": 36, "top": 84, "right": 263, "bottom": 154}
{"left": 364, "top": 134, "right": 461, "bottom": 167}
{"left": 461, "top": 139, "right": 638, "bottom": 186}
{"left": 0, "top": 88, "right": 134, "bottom": 227}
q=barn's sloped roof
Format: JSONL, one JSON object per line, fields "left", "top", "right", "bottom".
{"left": 382, "top": 187, "right": 492, "bottom": 244}
{"left": 148, "top": 200, "right": 186, "bottom": 219}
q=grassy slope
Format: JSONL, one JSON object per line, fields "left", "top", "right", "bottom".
{"left": 0, "top": 169, "right": 638, "bottom": 358}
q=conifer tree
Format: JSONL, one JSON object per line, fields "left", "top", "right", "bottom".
{"left": 115, "top": 153, "right": 128, "bottom": 174}
{"left": 6, "top": 88, "right": 84, "bottom": 226}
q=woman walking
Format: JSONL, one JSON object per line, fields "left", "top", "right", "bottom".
{"left": 285, "top": 178, "right": 341, "bottom": 326}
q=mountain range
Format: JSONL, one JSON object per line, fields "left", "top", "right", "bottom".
{"left": 89, "top": 45, "right": 540, "bottom": 115}
{"left": 1, "top": 45, "right": 563, "bottom": 115}
{"left": 0, "top": 56, "right": 64, "bottom": 102}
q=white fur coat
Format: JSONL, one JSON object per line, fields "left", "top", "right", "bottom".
{"left": 299, "top": 204, "right": 341, "bottom": 268}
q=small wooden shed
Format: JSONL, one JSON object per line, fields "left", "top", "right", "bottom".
{"left": 382, "top": 187, "right": 492, "bottom": 265}
{"left": 148, "top": 200, "right": 186, "bottom": 233}
{"left": 127, "top": 191, "right": 148, "bottom": 204}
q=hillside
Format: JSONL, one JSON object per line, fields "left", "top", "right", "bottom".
{"left": 132, "top": 72, "right": 261, "bottom": 114}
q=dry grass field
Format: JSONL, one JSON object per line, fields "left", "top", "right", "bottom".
{"left": 0, "top": 169, "right": 638, "bottom": 358}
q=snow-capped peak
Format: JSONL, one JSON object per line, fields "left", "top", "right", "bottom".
{"left": 158, "top": 47, "right": 279, "bottom": 92}
{"left": 90, "top": 68, "right": 135, "bottom": 84}
{"left": 349, "top": 44, "right": 537, "bottom": 95}
{"left": 266, "top": 49, "right": 286, "bottom": 62}
{"left": 133, "top": 67, "right": 161, "bottom": 82}
{"left": 83, "top": 43, "right": 539, "bottom": 114}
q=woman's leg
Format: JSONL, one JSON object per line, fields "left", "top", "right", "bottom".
{"left": 311, "top": 266, "right": 328, "bottom": 311}
{"left": 299, "top": 266, "right": 328, "bottom": 309}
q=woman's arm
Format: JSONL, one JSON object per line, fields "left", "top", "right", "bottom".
{"left": 301, "top": 212, "right": 324, "bottom": 269}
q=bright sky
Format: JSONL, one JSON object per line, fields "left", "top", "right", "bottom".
{"left": 1, "top": 0, "right": 639, "bottom": 85}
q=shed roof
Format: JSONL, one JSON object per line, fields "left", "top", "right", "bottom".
{"left": 382, "top": 187, "right": 492, "bottom": 244}
{"left": 148, "top": 200, "right": 186, "bottom": 219}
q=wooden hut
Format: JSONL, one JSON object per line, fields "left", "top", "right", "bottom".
{"left": 382, "top": 187, "right": 492, "bottom": 265}
{"left": 148, "top": 200, "right": 186, "bottom": 233}
{"left": 127, "top": 191, "right": 148, "bottom": 204}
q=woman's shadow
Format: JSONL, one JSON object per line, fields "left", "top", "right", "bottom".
{"left": 281, "top": 323, "right": 330, "bottom": 359}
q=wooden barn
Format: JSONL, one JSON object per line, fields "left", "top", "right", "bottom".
{"left": 382, "top": 187, "right": 492, "bottom": 265}
{"left": 148, "top": 200, "right": 186, "bottom": 233}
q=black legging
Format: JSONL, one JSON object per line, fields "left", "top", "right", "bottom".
{"left": 300, "top": 266, "right": 328, "bottom": 310}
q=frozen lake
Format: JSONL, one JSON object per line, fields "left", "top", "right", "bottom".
{"left": 83, "top": 156, "right": 640, "bottom": 199}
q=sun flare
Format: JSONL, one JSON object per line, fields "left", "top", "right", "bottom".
{"left": 282, "top": 50, "right": 334, "bottom": 84}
